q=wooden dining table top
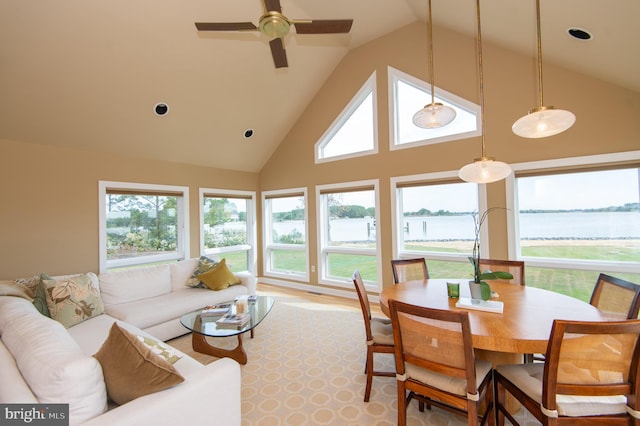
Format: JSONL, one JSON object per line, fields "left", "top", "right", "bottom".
{"left": 379, "top": 278, "right": 621, "bottom": 354}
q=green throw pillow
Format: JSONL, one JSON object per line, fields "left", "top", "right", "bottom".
{"left": 136, "top": 335, "right": 183, "bottom": 364}
{"left": 33, "top": 273, "right": 52, "bottom": 317}
{"left": 186, "top": 256, "right": 219, "bottom": 288}
{"left": 43, "top": 274, "right": 105, "bottom": 328}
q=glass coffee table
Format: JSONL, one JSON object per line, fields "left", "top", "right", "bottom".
{"left": 180, "top": 295, "right": 275, "bottom": 365}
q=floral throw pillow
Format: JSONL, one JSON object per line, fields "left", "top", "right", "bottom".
{"left": 186, "top": 256, "right": 219, "bottom": 288}
{"left": 43, "top": 274, "right": 105, "bottom": 328}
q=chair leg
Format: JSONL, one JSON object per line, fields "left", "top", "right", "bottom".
{"left": 364, "top": 346, "right": 374, "bottom": 402}
{"left": 397, "top": 381, "right": 407, "bottom": 426}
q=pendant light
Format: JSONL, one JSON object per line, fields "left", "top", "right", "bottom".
{"left": 412, "top": 0, "right": 456, "bottom": 129}
{"left": 458, "top": 0, "right": 511, "bottom": 184}
{"left": 512, "top": 0, "right": 575, "bottom": 138}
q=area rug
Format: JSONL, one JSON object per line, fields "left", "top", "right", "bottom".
{"left": 169, "top": 284, "right": 536, "bottom": 425}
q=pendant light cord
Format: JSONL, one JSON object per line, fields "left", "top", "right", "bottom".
{"left": 427, "top": 0, "right": 435, "bottom": 105}
{"left": 476, "top": 0, "right": 487, "bottom": 159}
{"left": 535, "top": 0, "right": 544, "bottom": 108}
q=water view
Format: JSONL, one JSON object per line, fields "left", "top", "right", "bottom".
{"left": 272, "top": 211, "right": 640, "bottom": 243}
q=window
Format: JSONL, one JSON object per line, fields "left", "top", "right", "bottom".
{"left": 262, "top": 188, "right": 309, "bottom": 280}
{"left": 507, "top": 152, "right": 640, "bottom": 301}
{"left": 317, "top": 180, "right": 381, "bottom": 290}
{"left": 315, "top": 72, "right": 377, "bottom": 163}
{"left": 391, "top": 171, "right": 485, "bottom": 279}
{"left": 388, "top": 66, "right": 480, "bottom": 150}
{"left": 200, "top": 188, "right": 256, "bottom": 274}
{"left": 99, "top": 181, "right": 189, "bottom": 272}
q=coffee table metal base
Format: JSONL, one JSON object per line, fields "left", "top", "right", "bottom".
{"left": 192, "top": 332, "right": 248, "bottom": 365}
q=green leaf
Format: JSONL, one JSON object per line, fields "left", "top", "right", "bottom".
{"left": 480, "top": 281, "right": 491, "bottom": 300}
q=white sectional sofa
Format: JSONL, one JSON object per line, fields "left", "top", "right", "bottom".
{"left": 0, "top": 257, "right": 257, "bottom": 425}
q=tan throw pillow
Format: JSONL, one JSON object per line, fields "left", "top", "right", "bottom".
{"left": 43, "top": 274, "right": 104, "bottom": 328}
{"left": 0, "top": 280, "right": 34, "bottom": 300}
{"left": 196, "top": 258, "right": 241, "bottom": 291}
{"left": 186, "top": 256, "right": 219, "bottom": 288}
{"left": 94, "top": 323, "right": 184, "bottom": 405}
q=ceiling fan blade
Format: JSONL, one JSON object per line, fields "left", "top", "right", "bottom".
{"left": 269, "top": 38, "right": 288, "bottom": 68}
{"left": 264, "top": 0, "right": 282, "bottom": 13}
{"left": 195, "top": 22, "right": 258, "bottom": 31}
{"left": 293, "top": 19, "right": 353, "bottom": 34}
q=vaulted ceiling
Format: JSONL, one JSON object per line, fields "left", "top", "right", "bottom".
{"left": 1, "top": 0, "right": 637, "bottom": 172}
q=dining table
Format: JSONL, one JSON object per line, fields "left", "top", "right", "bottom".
{"left": 379, "top": 278, "right": 621, "bottom": 356}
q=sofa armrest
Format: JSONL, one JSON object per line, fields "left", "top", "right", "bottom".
{"left": 235, "top": 271, "right": 256, "bottom": 295}
{"left": 81, "top": 358, "right": 241, "bottom": 426}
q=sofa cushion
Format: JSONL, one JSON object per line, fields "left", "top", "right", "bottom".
{"left": 103, "top": 285, "right": 247, "bottom": 330}
{"left": 43, "top": 274, "right": 105, "bottom": 328}
{"left": 197, "top": 258, "right": 241, "bottom": 291}
{"left": 94, "top": 323, "right": 184, "bottom": 405}
{"left": 99, "top": 264, "right": 171, "bottom": 305}
{"left": 169, "top": 258, "right": 199, "bottom": 292}
{"left": 1, "top": 309, "right": 107, "bottom": 424}
{"left": 0, "top": 339, "right": 38, "bottom": 403}
{"left": 186, "top": 256, "right": 219, "bottom": 288}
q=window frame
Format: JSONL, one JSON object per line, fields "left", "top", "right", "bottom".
{"left": 506, "top": 151, "right": 640, "bottom": 275}
{"left": 262, "top": 187, "right": 309, "bottom": 281}
{"left": 316, "top": 179, "right": 382, "bottom": 291}
{"left": 314, "top": 72, "right": 378, "bottom": 163}
{"left": 98, "top": 181, "right": 189, "bottom": 273}
{"left": 391, "top": 170, "right": 488, "bottom": 264}
{"left": 199, "top": 188, "right": 257, "bottom": 275}
{"left": 388, "top": 66, "right": 481, "bottom": 151}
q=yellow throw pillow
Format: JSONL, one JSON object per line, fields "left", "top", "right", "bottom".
{"left": 94, "top": 323, "right": 184, "bottom": 405}
{"left": 196, "top": 258, "right": 241, "bottom": 291}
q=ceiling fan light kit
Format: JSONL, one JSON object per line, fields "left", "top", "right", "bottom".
{"left": 195, "top": 0, "right": 353, "bottom": 69}
{"left": 513, "top": 0, "right": 575, "bottom": 138}
{"left": 459, "top": 0, "right": 511, "bottom": 184}
{"left": 413, "top": 0, "right": 456, "bottom": 129}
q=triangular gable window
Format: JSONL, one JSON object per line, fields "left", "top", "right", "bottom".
{"left": 315, "top": 72, "right": 377, "bottom": 163}
{"left": 389, "top": 66, "right": 480, "bottom": 150}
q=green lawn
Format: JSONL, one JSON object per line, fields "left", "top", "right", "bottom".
{"left": 271, "top": 243, "right": 639, "bottom": 302}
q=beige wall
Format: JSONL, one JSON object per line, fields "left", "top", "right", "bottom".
{"left": 2, "top": 21, "right": 638, "bottom": 284}
{"left": 259, "top": 22, "right": 640, "bottom": 287}
{"left": 0, "top": 139, "right": 258, "bottom": 279}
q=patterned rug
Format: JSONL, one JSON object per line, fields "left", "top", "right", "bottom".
{"left": 169, "top": 284, "right": 536, "bottom": 425}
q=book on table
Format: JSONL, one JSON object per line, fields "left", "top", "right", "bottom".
{"left": 200, "top": 303, "right": 232, "bottom": 317}
{"left": 455, "top": 297, "right": 504, "bottom": 314}
{"left": 235, "top": 295, "right": 258, "bottom": 303}
{"left": 216, "top": 312, "right": 250, "bottom": 328}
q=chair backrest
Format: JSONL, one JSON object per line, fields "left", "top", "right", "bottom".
{"left": 589, "top": 273, "right": 640, "bottom": 319}
{"left": 542, "top": 319, "right": 640, "bottom": 417}
{"left": 478, "top": 258, "right": 525, "bottom": 285}
{"left": 388, "top": 300, "right": 479, "bottom": 393}
{"left": 352, "top": 270, "right": 374, "bottom": 341}
{"left": 391, "top": 258, "right": 429, "bottom": 283}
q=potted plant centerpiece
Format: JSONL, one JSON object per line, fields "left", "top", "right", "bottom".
{"left": 468, "top": 208, "right": 513, "bottom": 300}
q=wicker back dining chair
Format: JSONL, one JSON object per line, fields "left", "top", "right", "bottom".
{"left": 590, "top": 273, "right": 640, "bottom": 319}
{"left": 478, "top": 258, "right": 525, "bottom": 285}
{"left": 495, "top": 318, "right": 640, "bottom": 425}
{"left": 388, "top": 300, "right": 494, "bottom": 426}
{"left": 391, "top": 258, "right": 429, "bottom": 284}
{"left": 352, "top": 271, "right": 395, "bottom": 402}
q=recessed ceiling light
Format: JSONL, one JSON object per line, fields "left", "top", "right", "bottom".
{"left": 154, "top": 102, "right": 169, "bottom": 116}
{"left": 567, "top": 28, "right": 592, "bottom": 41}
{"left": 243, "top": 129, "right": 254, "bottom": 138}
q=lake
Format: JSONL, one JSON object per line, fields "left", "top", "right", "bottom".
{"left": 272, "top": 211, "right": 640, "bottom": 242}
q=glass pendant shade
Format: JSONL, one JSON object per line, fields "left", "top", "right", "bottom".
{"left": 458, "top": 157, "right": 512, "bottom": 184}
{"left": 512, "top": 106, "right": 576, "bottom": 138}
{"left": 513, "top": 0, "right": 575, "bottom": 138}
{"left": 412, "top": 102, "right": 456, "bottom": 128}
{"left": 413, "top": 0, "right": 455, "bottom": 130}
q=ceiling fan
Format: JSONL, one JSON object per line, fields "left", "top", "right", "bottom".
{"left": 195, "top": 0, "right": 353, "bottom": 69}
